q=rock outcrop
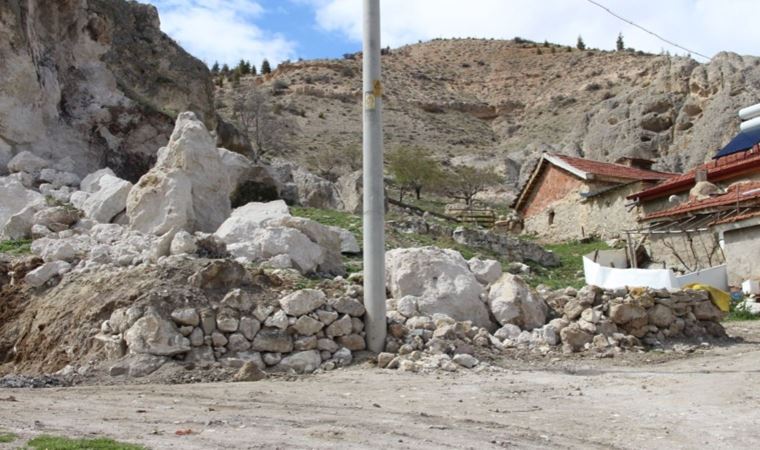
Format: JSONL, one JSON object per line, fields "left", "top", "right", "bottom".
{"left": 0, "top": 0, "right": 216, "bottom": 180}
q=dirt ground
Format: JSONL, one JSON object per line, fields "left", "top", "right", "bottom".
{"left": 2, "top": 322, "right": 760, "bottom": 450}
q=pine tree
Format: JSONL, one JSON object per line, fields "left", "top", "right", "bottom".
{"left": 221, "top": 63, "right": 230, "bottom": 77}
{"left": 251, "top": 62, "right": 257, "bottom": 76}
{"left": 616, "top": 33, "right": 625, "bottom": 51}
{"left": 238, "top": 59, "right": 249, "bottom": 75}
{"left": 576, "top": 36, "right": 586, "bottom": 50}
{"left": 261, "top": 59, "right": 271, "bottom": 75}
{"left": 211, "top": 61, "right": 220, "bottom": 75}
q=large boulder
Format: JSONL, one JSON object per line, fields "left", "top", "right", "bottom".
{"left": 488, "top": 273, "right": 548, "bottom": 330}
{"left": 0, "top": 177, "right": 45, "bottom": 231}
{"left": 215, "top": 200, "right": 291, "bottom": 244}
{"left": 81, "top": 174, "right": 132, "bottom": 223}
{"left": 227, "top": 226, "right": 324, "bottom": 274}
{"left": 127, "top": 170, "right": 194, "bottom": 235}
{"left": 385, "top": 247, "right": 493, "bottom": 329}
{"left": 80, "top": 168, "right": 116, "bottom": 193}
{"left": 127, "top": 112, "right": 230, "bottom": 234}
{"left": 336, "top": 170, "right": 362, "bottom": 213}
{"left": 7, "top": 151, "right": 50, "bottom": 176}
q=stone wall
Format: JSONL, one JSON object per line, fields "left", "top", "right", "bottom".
{"left": 523, "top": 171, "right": 650, "bottom": 241}
{"left": 723, "top": 224, "right": 760, "bottom": 285}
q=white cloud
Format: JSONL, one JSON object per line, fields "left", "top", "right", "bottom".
{"left": 311, "top": 0, "right": 760, "bottom": 60}
{"left": 145, "top": 0, "right": 297, "bottom": 67}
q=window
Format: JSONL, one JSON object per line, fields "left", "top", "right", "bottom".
{"left": 548, "top": 210, "right": 555, "bottom": 226}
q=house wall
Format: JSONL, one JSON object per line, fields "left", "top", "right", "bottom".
{"left": 723, "top": 225, "right": 760, "bottom": 285}
{"left": 522, "top": 167, "right": 646, "bottom": 241}
{"left": 645, "top": 231, "right": 724, "bottom": 275}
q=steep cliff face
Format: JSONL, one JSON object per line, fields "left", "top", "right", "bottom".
{"left": 0, "top": 0, "right": 215, "bottom": 181}
{"left": 216, "top": 40, "right": 760, "bottom": 189}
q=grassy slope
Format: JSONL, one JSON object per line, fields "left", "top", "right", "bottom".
{"left": 0, "top": 239, "right": 32, "bottom": 255}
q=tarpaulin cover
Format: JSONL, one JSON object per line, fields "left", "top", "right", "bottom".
{"left": 714, "top": 128, "right": 760, "bottom": 159}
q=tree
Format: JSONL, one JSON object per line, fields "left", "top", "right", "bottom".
{"left": 386, "top": 146, "right": 443, "bottom": 202}
{"left": 261, "top": 59, "right": 272, "bottom": 74}
{"left": 576, "top": 35, "right": 586, "bottom": 50}
{"left": 238, "top": 59, "right": 250, "bottom": 75}
{"left": 250, "top": 62, "right": 257, "bottom": 76}
{"left": 616, "top": 33, "right": 625, "bottom": 51}
{"left": 211, "top": 61, "right": 220, "bottom": 75}
{"left": 232, "top": 85, "right": 283, "bottom": 157}
{"left": 221, "top": 63, "right": 230, "bottom": 77}
{"left": 443, "top": 165, "right": 503, "bottom": 206}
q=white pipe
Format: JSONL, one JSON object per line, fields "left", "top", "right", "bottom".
{"left": 740, "top": 116, "right": 760, "bottom": 133}
{"left": 739, "top": 103, "right": 760, "bottom": 121}
{"left": 362, "top": 0, "right": 387, "bottom": 353}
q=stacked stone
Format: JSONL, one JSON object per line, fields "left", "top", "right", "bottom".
{"left": 541, "top": 285, "right": 727, "bottom": 353}
{"left": 101, "top": 286, "right": 367, "bottom": 377}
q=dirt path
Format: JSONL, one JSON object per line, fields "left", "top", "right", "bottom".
{"left": 2, "top": 323, "right": 760, "bottom": 449}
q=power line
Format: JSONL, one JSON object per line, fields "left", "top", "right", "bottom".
{"left": 584, "top": 0, "right": 711, "bottom": 61}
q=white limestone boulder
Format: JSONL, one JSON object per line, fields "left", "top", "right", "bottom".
{"left": 468, "top": 257, "right": 503, "bottom": 285}
{"left": 82, "top": 174, "right": 132, "bottom": 223}
{"left": 227, "top": 226, "right": 324, "bottom": 274}
{"left": 385, "top": 247, "right": 493, "bottom": 329}
{"left": 127, "top": 169, "right": 194, "bottom": 235}
{"left": 124, "top": 312, "right": 191, "bottom": 356}
{"left": 0, "top": 177, "right": 45, "bottom": 236}
{"left": 215, "top": 200, "right": 291, "bottom": 244}
{"left": 80, "top": 168, "right": 116, "bottom": 192}
{"left": 24, "top": 261, "right": 71, "bottom": 288}
{"left": 127, "top": 112, "right": 230, "bottom": 234}
{"left": 328, "top": 225, "right": 361, "bottom": 254}
{"left": 488, "top": 273, "right": 548, "bottom": 331}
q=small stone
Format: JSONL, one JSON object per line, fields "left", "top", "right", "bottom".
{"left": 294, "top": 335, "right": 318, "bottom": 351}
{"left": 332, "top": 347, "right": 352, "bottom": 366}
{"left": 171, "top": 308, "right": 200, "bottom": 327}
{"left": 294, "top": 315, "right": 324, "bottom": 336}
{"left": 398, "top": 360, "right": 418, "bottom": 372}
{"left": 406, "top": 316, "right": 435, "bottom": 330}
{"left": 211, "top": 331, "right": 228, "bottom": 347}
{"left": 317, "top": 338, "right": 339, "bottom": 353}
{"left": 263, "top": 352, "right": 282, "bottom": 366}
{"left": 227, "top": 333, "right": 251, "bottom": 352}
{"left": 279, "top": 289, "right": 326, "bottom": 316}
{"left": 265, "top": 310, "right": 289, "bottom": 330}
{"left": 321, "top": 350, "right": 332, "bottom": 361}
{"left": 252, "top": 328, "right": 293, "bottom": 353}
{"left": 221, "top": 289, "right": 254, "bottom": 311}
{"left": 326, "top": 314, "right": 353, "bottom": 338}
{"left": 453, "top": 353, "right": 479, "bottom": 368}
{"left": 217, "top": 315, "right": 240, "bottom": 333}
{"left": 253, "top": 304, "right": 274, "bottom": 322}
{"left": 232, "top": 361, "right": 266, "bottom": 382}
{"left": 396, "top": 296, "right": 419, "bottom": 318}
{"left": 179, "top": 326, "right": 194, "bottom": 337}
{"left": 494, "top": 324, "right": 522, "bottom": 341}
{"left": 239, "top": 317, "right": 261, "bottom": 340}
{"left": 316, "top": 309, "right": 339, "bottom": 325}
{"left": 190, "top": 328, "right": 204, "bottom": 347}
{"left": 351, "top": 317, "right": 364, "bottom": 333}
{"left": 277, "top": 350, "right": 322, "bottom": 374}
{"left": 337, "top": 334, "right": 366, "bottom": 351}
{"left": 377, "top": 352, "right": 395, "bottom": 368}
{"left": 329, "top": 296, "right": 366, "bottom": 317}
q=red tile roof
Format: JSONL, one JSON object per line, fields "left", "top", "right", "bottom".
{"left": 642, "top": 181, "right": 760, "bottom": 221}
{"left": 710, "top": 210, "right": 760, "bottom": 226}
{"left": 552, "top": 154, "right": 676, "bottom": 181}
{"left": 628, "top": 146, "right": 760, "bottom": 201}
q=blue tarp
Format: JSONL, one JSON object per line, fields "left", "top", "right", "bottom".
{"left": 714, "top": 128, "right": 760, "bottom": 159}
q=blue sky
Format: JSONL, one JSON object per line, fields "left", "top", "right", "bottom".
{"left": 144, "top": 0, "right": 760, "bottom": 68}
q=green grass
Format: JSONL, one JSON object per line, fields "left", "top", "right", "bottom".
{"left": 724, "top": 299, "right": 760, "bottom": 322}
{"left": 0, "top": 239, "right": 32, "bottom": 255}
{"left": 0, "top": 432, "right": 17, "bottom": 443}
{"left": 25, "top": 436, "right": 145, "bottom": 450}
{"left": 292, "top": 207, "right": 362, "bottom": 238}
{"left": 526, "top": 239, "right": 609, "bottom": 289}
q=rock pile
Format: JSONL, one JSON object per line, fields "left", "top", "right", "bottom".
{"left": 102, "top": 279, "right": 367, "bottom": 377}
{"left": 378, "top": 247, "right": 728, "bottom": 371}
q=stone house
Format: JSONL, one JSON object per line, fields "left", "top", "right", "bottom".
{"left": 628, "top": 143, "right": 760, "bottom": 286}
{"left": 513, "top": 153, "right": 674, "bottom": 241}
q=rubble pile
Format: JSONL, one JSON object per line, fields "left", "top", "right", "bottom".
{"left": 377, "top": 247, "right": 728, "bottom": 372}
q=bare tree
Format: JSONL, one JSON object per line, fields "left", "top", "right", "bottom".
{"left": 232, "top": 86, "right": 283, "bottom": 158}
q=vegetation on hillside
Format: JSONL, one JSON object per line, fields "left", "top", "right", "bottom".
{"left": 0, "top": 239, "right": 32, "bottom": 255}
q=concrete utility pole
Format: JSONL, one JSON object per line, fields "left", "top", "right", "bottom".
{"left": 362, "top": 0, "right": 387, "bottom": 353}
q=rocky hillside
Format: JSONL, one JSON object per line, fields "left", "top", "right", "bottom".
{"left": 217, "top": 39, "right": 760, "bottom": 187}
{"left": 0, "top": 0, "right": 216, "bottom": 181}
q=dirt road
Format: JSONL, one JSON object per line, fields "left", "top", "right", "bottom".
{"left": 2, "top": 323, "right": 760, "bottom": 449}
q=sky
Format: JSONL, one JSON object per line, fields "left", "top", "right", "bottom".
{"left": 143, "top": 0, "right": 760, "bottom": 68}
